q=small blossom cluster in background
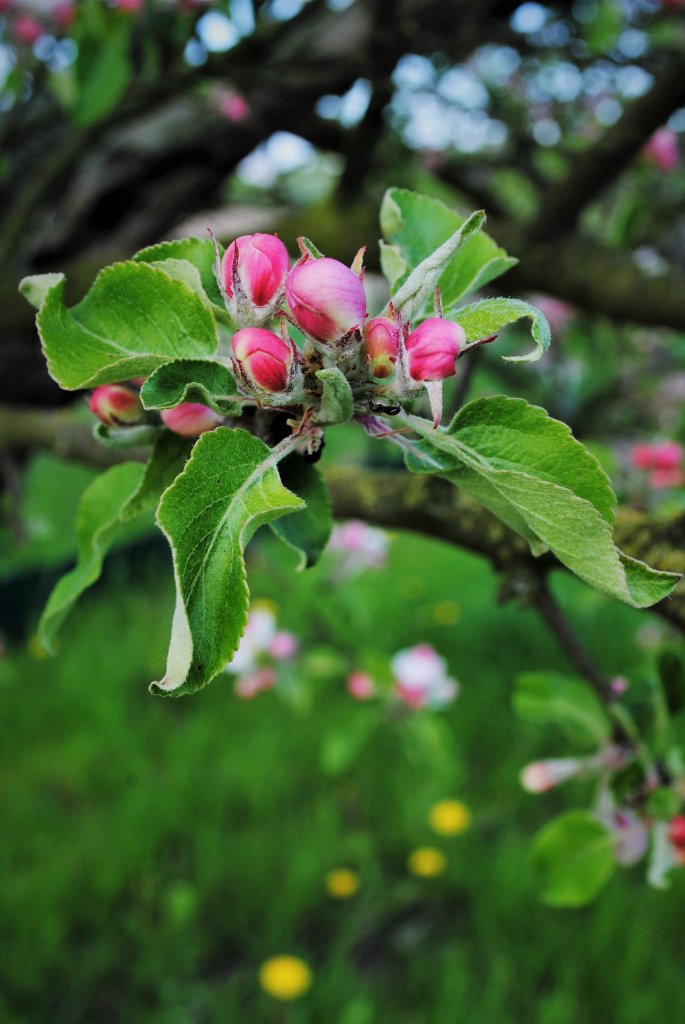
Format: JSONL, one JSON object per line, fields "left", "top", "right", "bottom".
{"left": 346, "top": 643, "right": 460, "bottom": 711}
{"left": 642, "top": 126, "right": 680, "bottom": 173}
{"left": 631, "top": 440, "right": 684, "bottom": 489}
{"left": 328, "top": 519, "right": 390, "bottom": 579}
{"left": 223, "top": 600, "right": 298, "bottom": 698}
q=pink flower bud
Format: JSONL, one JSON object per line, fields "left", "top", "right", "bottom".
{"left": 220, "top": 92, "right": 250, "bottom": 122}
{"left": 54, "top": 2, "right": 75, "bottom": 28}
{"left": 285, "top": 257, "right": 367, "bottom": 345}
{"left": 161, "top": 403, "right": 223, "bottom": 437}
{"left": 364, "top": 316, "right": 399, "bottom": 379}
{"left": 520, "top": 758, "right": 583, "bottom": 793}
{"left": 347, "top": 671, "right": 375, "bottom": 701}
{"left": 232, "top": 327, "right": 293, "bottom": 393}
{"left": 631, "top": 443, "right": 657, "bottom": 470}
{"left": 643, "top": 127, "right": 680, "bottom": 172}
{"left": 13, "top": 14, "right": 43, "bottom": 44}
{"left": 405, "top": 318, "right": 465, "bottom": 381}
{"left": 89, "top": 384, "right": 143, "bottom": 427}
{"left": 222, "top": 233, "right": 290, "bottom": 308}
{"left": 235, "top": 667, "right": 277, "bottom": 700}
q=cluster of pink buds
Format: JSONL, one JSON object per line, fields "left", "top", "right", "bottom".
{"left": 223, "top": 601, "right": 298, "bottom": 699}
{"left": 631, "top": 440, "right": 684, "bottom": 489}
{"left": 211, "top": 229, "right": 490, "bottom": 427}
{"left": 89, "top": 381, "right": 223, "bottom": 438}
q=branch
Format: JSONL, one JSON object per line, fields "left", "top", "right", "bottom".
{"left": 527, "top": 49, "right": 685, "bottom": 242}
{"left": 0, "top": 408, "right": 683, "bottom": 631}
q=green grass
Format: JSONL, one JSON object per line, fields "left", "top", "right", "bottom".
{"left": 2, "top": 528, "right": 684, "bottom": 1024}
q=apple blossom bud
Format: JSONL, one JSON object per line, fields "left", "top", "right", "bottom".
{"left": 643, "top": 127, "right": 679, "bottom": 172}
{"left": 232, "top": 327, "right": 293, "bottom": 393}
{"left": 364, "top": 316, "right": 399, "bottom": 379}
{"left": 89, "top": 384, "right": 143, "bottom": 427}
{"left": 285, "top": 257, "right": 367, "bottom": 345}
{"left": 520, "top": 758, "right": 583, "bottom": 793}
{"left": 405, "top": 318, "right": 465, "bottom": 381}
{"left": 222, "top": 233, "right": 290, "bottom": 308}
{"left": 161, "top": 403, "right": 223, "bottom": 437}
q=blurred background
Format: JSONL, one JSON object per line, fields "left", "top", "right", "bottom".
{"left": 2, "top": 0, "right": 685, "bottom": 1021}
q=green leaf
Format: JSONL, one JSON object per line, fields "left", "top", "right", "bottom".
{"left": 133, "top": 237, "right": 226, "bottom": 312}
{"left": 93, "top": 422, "right": 161, "bottom": 450}
{"left": 39, "top": 462, "right": 145, "bottom": 651}
{"left": 151, "top": 428, "right": 304, "bottom": 697}
{"left": 315, "top": 367, "right": 355, "bottom": 424}
{"left": 121, "top": 431, "right": 193, "bottom": 522}
{"left": 23, "top": 262, "right": 218, "bottom": 390}
{"left": 532, "top": 811, "right": 616, "bottom": 907}
{"left": 299, "top": 237, "right": 324, "bottom": 259}
{"left": 270, "top": 455, "right": 333, "bottom": 569}
{"left": 20, "top": 273, "right": 64, "bottom": 310}
{"left": 385, "top": 209, "right": 486, "bottom": 322}
{"left": 449, "top": 296, "right": 551, "bottom": 363}
{"left": 380, "top": 188, "right": 517, "bottom": 308}
{"left": 401, "top": 396, "right": 680, "bottom": 608}
{"left": 71, "top": 21, "right": 131, "bottom": 126}
{"left": 140, "top": 359, "right": 241, "bottom": 415}
{"left": 513, "top": 672, "right": 611, "bottom": 748}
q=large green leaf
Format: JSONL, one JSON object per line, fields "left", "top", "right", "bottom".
{"left": 513, "top": 672, "right": 611, "bottom": 748}
{"left": 384, "top": 209, "right": 486, "bottom": 322}
{"left": 401, "top": 396, "right": 680, "bottom": 608}
{"left": 270, "top": 455, "right": 333, "bottom": 569}
{"left": 20, "top": 262, "right": 218, "bottom": 390}
{"left": 532, "top": 811, "right": 616, "bottom": 907}
{"left": 151, "top": 428, "right": 304, "bottom": 697}
{"left": 133, "top": 237, "right": 226, "bottom": 312}
{"left": 39, "top": 462, "right": 145, "bottom": 651}
{"left": 140, "top": 359, "right": 240, "bottom": 415}
{"left": 449, "top": 297, "right": 551, "bottom": 363}
{"left": 380, "top": 188, "right": 517, "bottom": 308}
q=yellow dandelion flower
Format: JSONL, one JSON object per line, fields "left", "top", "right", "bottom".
{"left": 259, "top": 955, "right": 312, "bottom": 1001}
{"left": 325, "top": 868, "right": 360, "bottom": 899}
{"left": 432, "top": 600, "right": 461, "bottom": 626}
{"left": 407, "top": 846, "right": 446, "bottom": 878}
{"left": 428, "top": 799, "right": 472, "bottom": 836}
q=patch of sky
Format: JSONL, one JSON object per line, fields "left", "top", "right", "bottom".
{"left": 237, "top": 132, "right": 315, "bottom": 187}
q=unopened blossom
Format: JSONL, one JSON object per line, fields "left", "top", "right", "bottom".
{"left": 161, "top": 403, "right": 223, "bottom": 437}
{"left": 363, "top": 316, "right": 400, "bottom": 378}
{"left": 285, "top": 257, "right": 367, "bottom": 345}
{"left": 222, "top": 233, "right": 290, "bottom": 309}
{"left": 520, "top": 757, "right": 585, "bottom": 793}
{"left": 232, "top": 327, "right": 294, "bottom": 394}
{"left": 405, "top": 318, "right": 465, "bottom": 381}
{"left": 89, "top": 384, "right": 143, "bottom": 427}
{"left": 391, "top": 644, "right": 459, "bottom": 710}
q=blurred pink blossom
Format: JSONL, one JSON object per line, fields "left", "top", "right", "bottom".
{"left": 520, "top": 757, "right": 585, "bottom": 793}
{"left": 235, "top": 667, "right": 278, "bottom": 700}
{"left": 642, "top": 127, "right": 680, "bottom": 172}
{"left": 391, "top": 644, "right": 459, "bottom": 709}
{"left": 13, "top": 13, "right": 43, "bottom": 43}
{"left": 329, "top": 520, "right": 389, "bottom": 577}
{"left": 528, "top": 294, "right": 574, "bottom": 336}
{"left": 269, "top": 630, "right": 298, "bottom": 660}
{"left": 631, "top": 441, "right": 684, "bottom": 488}
{"left": 610, "top": 676, "right": 629, "bottom": 695}
{"left": 220, "top": 92, "right": 250, "bottom": 122}
{"left": 346, "top": 671, "right": 376, "bottom": 700}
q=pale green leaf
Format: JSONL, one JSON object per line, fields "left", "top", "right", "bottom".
{"left": 133, "top": 237, "right": 226, "bottom": 311}
{"left": 315, "top": 367, "right": 355, "bottom": 424}
{"left": 140, "top": 359, "right": 240, "bottom": 415}
{"left": 93, "top": 422, "right": 161, "bottom": 450}
{"left": 401, "top": 396, "right": 680, "bottom": 608}
{"left": 386, "top": 209, "right": 486, "bottom": 322}
{"left": 39, "top": 462, "right": 145, "bottom": 651}
{"left": 532, "top": 811, "right": 616, "bottom": 907}
{"left": 380, "top": 188, "right": 517, "bottom": 307}
{"left": 449, "top": 296, "right": 551, "bottom": 363}
{"left": 26, "top": 262, "right": 218, "bottom": 390}
{"left": 151, "top": 428, "right": 304, "bottom": 697}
